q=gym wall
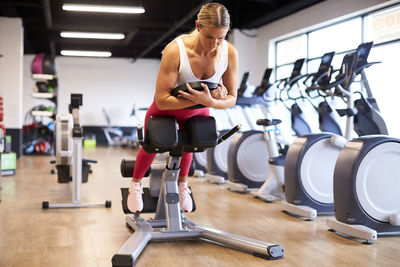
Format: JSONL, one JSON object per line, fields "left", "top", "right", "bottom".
{"left": 0, "top": 17, "right": 24, "bottom": 157}
{"left": 233, "top": 0, "right": 390, "bottom": 85}
{"left": 23, "top": 55, "right": 160, "bottom": 127}
{"left": 230, "top": 28, "right": 258, "bottom": 87}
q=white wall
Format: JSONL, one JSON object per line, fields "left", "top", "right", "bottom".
{"left": 0, "top": 17, "right": 23, "bottom": 129}
{"left": 233, "top": 0, "right": 392, "bottom": 83}
{"left": 231, "top": 29, "right": 258, "bottom": 85}
{"left": 23, "top": 56, "right": 160, "bottom": 126}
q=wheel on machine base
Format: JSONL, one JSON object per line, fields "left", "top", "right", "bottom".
{"left": 42, "top": 201, "right": 49, "bottom": 209}
{"left": 105, "top": 200, "right": 112, "bottom": 208}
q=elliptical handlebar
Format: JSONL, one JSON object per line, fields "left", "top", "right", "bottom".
{"left": 285, "top": 74, "right": 312, "bottom": 106}
{"left": 302, "top": 73, "right": 314, "bottom": 86}
{"left": 355, "top": 61, "right": 381, "bottom": 74}
{"left": 312, "top": 69, "right": 331, "bottom": 85}
{"left": 307, "top": 71, "right": 347, "bottom": 94}
{"left": 273, "top": 78, "right": 288, "bottom": 89}
{"left": 305, "top": 52, "right": 358, "bottom": 97}
{"left": 286, "top": 73, "right": 308, "bottom": 88}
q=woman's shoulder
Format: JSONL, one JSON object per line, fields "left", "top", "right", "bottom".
{"left": 160, "top": 41, "right": 180, "bottom": 71}
{"left": 161, "top": 41, "right": 180, "bottom": 66}
{"left": 226, "top": 41, "right": 238, "bottom": 59}
{"left": 163, "top": 40, "right": 179, "bottom": 56}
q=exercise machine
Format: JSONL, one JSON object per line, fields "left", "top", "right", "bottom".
{"left": 226, "top": 71, "right": 273, "bottom": 188}
{"left": 226, "top": 60, "right": 310, "bottom": 194}
{"left": 326, "top": 43, "right": 398, "bottom": 243}
{"left": 352, "top": 42, "right": 388, "bottom": 136}
{"left": 42, "top": 94, "right": 111, "bottom": 209}
{"left": 282, "top": 44, "right": 384, "bottom": 220}
{"left": 102, "top": 105, "right": 141, "bottom": 148}
{"left": 282, "top": 52, "right": 359, "bottom": 220}
{"left": 251, "top": 52, "right": 342, "bottom": 202}
{"left": 282, "top": 43, "right": 388, "bottom": 221}
{"left": 205, "top": 70, "right": 270, "bottom": 185}
{"left": 326, "top": 134, "right": 400, "bottom": 243}
{"left": 302, "top": 51, "right": 344, "bottom": 135}
{"left": 112, "top": 83, "right": 285, "bottom": 266}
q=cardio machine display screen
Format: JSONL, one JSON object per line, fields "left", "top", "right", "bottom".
{"left": 321, "top": 52, "right": 334, "bottom": 66}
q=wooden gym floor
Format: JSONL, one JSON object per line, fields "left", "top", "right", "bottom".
{"left": 0, "top": 146, "right": 399, "bottom": 267}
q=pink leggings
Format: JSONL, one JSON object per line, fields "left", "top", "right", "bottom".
{"left": 133, "top": 101, "right": 210, "bottom": 179}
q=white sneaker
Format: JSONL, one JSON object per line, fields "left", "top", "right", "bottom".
{"left": 178, "top": 182, "right": 193, "bottom": 212}
{"left": 127, "top": 182, "right": 144, "bottom": 213}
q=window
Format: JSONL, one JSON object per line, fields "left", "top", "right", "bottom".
{"left": 308, "top": 18, "right": 362, "bottom": 58}
{"left": 275, "top": 35, "right": 307, "bottom": 80}
{"left": 276, "top": 35, "right": 307, "bottom": 66}
{"left": 276, "top": 65, "right": 297, "bottom": 80}
{"left": 363, "top": 41, "right": 400, "bottom": 136}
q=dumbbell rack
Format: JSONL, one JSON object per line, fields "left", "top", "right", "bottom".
{"left": 24, "top": 74, "right": 58, "bottom": 155}
{"left": 31, "top": 74, "right": 57, "bottom": 118}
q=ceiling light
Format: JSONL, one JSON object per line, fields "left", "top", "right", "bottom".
{"left": 60, "top": 31, "right": 125, "bottom": 40}
{"left": 62, "top": 4, "right": 145, "bottom": 14}
{"left": 60, "top": 50, "right": 112, "bottom": 57}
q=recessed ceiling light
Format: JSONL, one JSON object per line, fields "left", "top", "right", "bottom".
{"left": 62, "top": 4, "right": 145, "bottom": 14}
{"left": 60, "top": 31, "right": 125, "bottom": 40}
{"left": 60, "top": 50, "right": 112, "bottom": 57}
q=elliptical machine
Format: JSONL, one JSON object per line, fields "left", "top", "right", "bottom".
{"left": 42, "top": 94, "right": 111, "bottom": 209}
{"left": 301, "top": 52, "right": 344, "bottom": 136}
{"left": 283, "top": 43, "right": 387, "bottom": 220}
{"left": 326, "top": 137, "right": 400, "bottom": 243}
{"left": 282, "top": 46, "right": 376, "bottom": 220}
{"left": 326, "top": 43, "right": 399, "bottom": 244}
{"left": 249, "top": 52, "right": 340, "bottom": 201}
{"left": 112, "top": 82, "right": 285, "bottom": 267}
{"left": 205, "top": 69, "right": 272, "bottom": 185}
{"left": 352, "top": 42, "right": 388, "bottom": 136}
{"left": 225, "top": 59, "right": 311, "bottom": 194}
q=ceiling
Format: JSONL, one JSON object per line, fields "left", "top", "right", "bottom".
{"left": 0, "top": 0, "right": 325, "bottom": 60}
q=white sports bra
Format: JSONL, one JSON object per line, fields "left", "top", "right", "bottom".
{"left": 175, "top": 37, "right": 228, "bottom": 86}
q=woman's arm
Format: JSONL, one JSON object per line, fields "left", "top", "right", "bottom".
{"left": 178, "top": 43, "right": 239, "bottom": 109}
{"left": 155, "top": 42, "right": 197, "bottom": 110}
{"left": 211, "top": 43, "right": 239, "bottom": 109}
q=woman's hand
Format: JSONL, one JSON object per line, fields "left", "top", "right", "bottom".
{"left": 211, "top": 83, "right": 228, "bottom": 100}
{"left": 178, "top": 83, "right": 215, "bottom": 107}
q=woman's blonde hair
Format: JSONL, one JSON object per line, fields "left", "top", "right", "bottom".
{"left": 166, "top": 2, "right": 230, "bottom": 71}
{"left": 197, "top": 2, "right": 230, "bottom": 28}
{"left": 168, "top": 3, "right": 230, "bottom": 48}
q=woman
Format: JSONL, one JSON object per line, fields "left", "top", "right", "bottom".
{"left": 128, "top": 2, "right": 239, "bottom": 213}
